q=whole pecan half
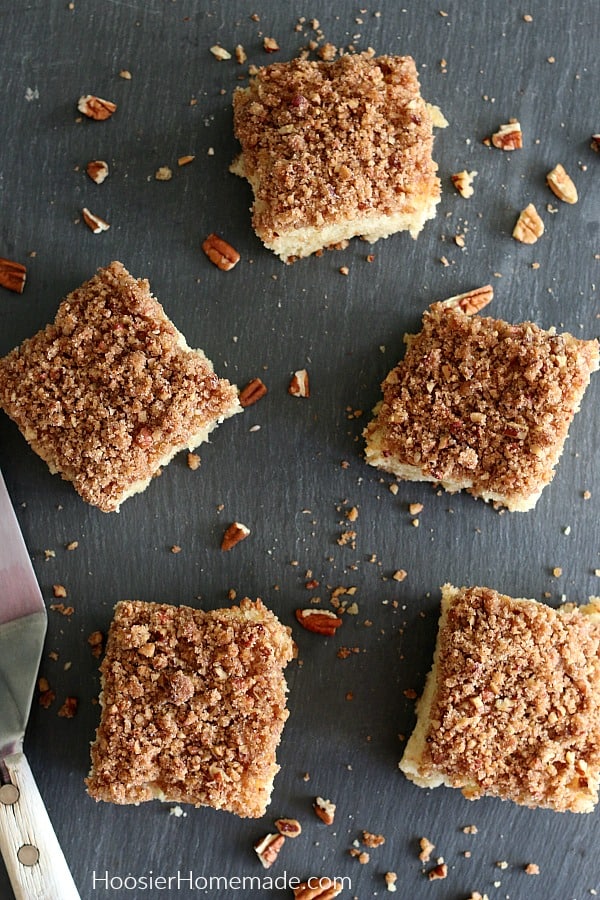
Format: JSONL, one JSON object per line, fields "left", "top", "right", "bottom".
{"left": 295, "top": 609, "right": 343, "bottom": 636}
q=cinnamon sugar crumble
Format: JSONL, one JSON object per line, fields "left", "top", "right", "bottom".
{"left": 364, "top": 300, "right": 599, "bottom": 511}
{"left": 401, "top": 585, "right": 600, "bottom": 812}
{"left": 86, "top": 598, "right": 294, "bottom": 817}
{"left": 231, "top": 53, "right": 442, "bottom": 261}
{"left": 0, "top": 262, "right": 240, "bottom": 512}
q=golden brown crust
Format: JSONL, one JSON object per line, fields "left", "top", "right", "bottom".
{"left": 364, "top": 303, "right": 599, "bottom": 510}
{"left": 402, "top": 586, "right": 600, "bottom": 812}
{"left": 0, "top": 262, "right": 240, "bottom": 511}
{"left": 231, "top": 53, "right": 441, "bottom": 259}
{"left": 86, "top": 598, "right": 295, "bottom": 817}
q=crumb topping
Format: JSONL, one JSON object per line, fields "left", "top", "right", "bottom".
{"left": 421, "top": 586, "right": 600, "bottom": 811}
{"left": 0, "top": 262, "right": 239, "bottom": 511}
{"left": 232, "top": 53, "right": 439, "bottom": 240}
{"left": 368, "top": 304, "right": 599, "bottom": 505}
{"left": 86, "top": 598, "right": 294, "bottom": 817}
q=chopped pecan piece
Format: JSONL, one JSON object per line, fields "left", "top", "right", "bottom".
{"left": 428, "top": 863, "right": 448, "bottom": 880}
{"left": 82, "top": 207, "right": 110, "bottom": 234}
{"left": 239, "top": 377, "right": 268, "bottom": 408}
{"left": 491, "top": 120, "right": 522, "bottom": 150}
{"left": 293, "top": 879, "right": 343, "bottom": 900}
{"left": 313, "top": 796, "right": 336, "bottom": 825}
{"left": 289, "top": 369, "right": 310, "bottom": 397}
{"left": 0, "top": 257, "right": 27, "bottom": 294}
{"left": 591, "top": 134, "right": 600, "bottom": 153}
{"left": 513, "top": 203, "right": 544, "bottom": 243}
{"left": 221, "top": 521, "right": 250, "bottom": 551}
{"left": 274, "top": 817, "right": 302, "bottom": 838}
{"left": 202, "top": 233, "right": 240, "bottom": 270}
{"left": 546, "top": 164, "right": 578, "bottom": 204}
{"left": 77, "top": 94, "right": 117, "bottom": 120}
{"left": 440, "top": 285, "right": 493, "bottom": 315}
{"left": 254, "top": 833, "right": 285, "bottom": 868}
{"left": 451, "top": 169, "right": 477, "bottom": 198}
{"left": 86, "top": 160, "right": 109, "bottom": 183}
{"left": 296, "top": 609, "right": 343, "bottom": 636}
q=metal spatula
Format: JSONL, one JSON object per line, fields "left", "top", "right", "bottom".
{"left": 0, "top": 469, "right": 80, "bottom": 900}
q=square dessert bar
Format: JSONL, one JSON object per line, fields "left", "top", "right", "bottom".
{"left": 364, "top": 292, "right": 599, "bottom": 511}
{"left": 0, "top": 262, "right": 241, "bottom": 511}
{"left": 400, "top": 584, "right": 600, "bottom": 813}
{"left": 231, "top": 52, "right": 444, "bottom": 262}
{"left": 86, "top": 598, "right": 295, "bottom": 817}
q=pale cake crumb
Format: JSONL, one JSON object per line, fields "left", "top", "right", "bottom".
{"left": 0, "top": 262, "right": 241, "bottom": 511}
{"left": 86, "top": 598, "right": 294, "bottom": 817}
{"left": 400, "top": 585, "right": 600, "bottom": 812}
{"left": 231, "top": 53, "right": 443, "bottom": 262}
{"left": 364, "top": 299, "right": 599, "bottom": 511}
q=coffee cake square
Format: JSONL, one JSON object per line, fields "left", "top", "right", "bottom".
{"left": 86, "top": 598, "right": 295, "bottom": 817}
{"left": 364, "top": 293, "right": 599, "bottom": 511}
{"left": 400, "top": 584, "right": 600, "bottom": 813}
{"left": 231, "top": 53, "right": 444, "bottom": 262}
{"left": 0, "top": 262, "right": 241, "bottom": 511}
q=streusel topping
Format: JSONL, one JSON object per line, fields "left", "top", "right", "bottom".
{"left": 86, "top": 598, "right": 294, "bottom": 817}
{"left": 373, "top": 303, "right": 599, "bottom": 502}
{"left": 0, "top": 262, "right": 239, "bottom": 511}
{"left": 423, "top": 586, "right": 600, "bottom": 811}
{"left": 232, "top": 53, "right": 439, "bottom": 240}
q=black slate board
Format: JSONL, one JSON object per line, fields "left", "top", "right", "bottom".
{"left": 1, "top": 1, "right": 599, "bottom": 898}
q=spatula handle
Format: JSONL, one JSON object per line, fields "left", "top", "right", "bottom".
{"left": 0, "top": 752, "right": 80, "bottom": 900}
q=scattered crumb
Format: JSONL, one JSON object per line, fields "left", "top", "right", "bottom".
{"left": 52, "top": 584, "right": 67, "bottom": 598}
{"left": 419, "top": 837, "right": 435, "bottom": 862}
{"left": 384, "top": 871, "right": 398, "bottom": 892}
{"left": 187, "top": 452, "right": 201, "bottom": 470}
{"left": 210, "top": 45, "right": 232, "bottom": 60}
{"left": 362, "top": 831, "right": 385, "bottom": 848}
{"left": 58, "top": 696, "right": 78, "bottom": 718}
{"left": 169, "top": 805, "right": 187, "bottom": 817}
{"left": 525, "top": 863, "right": 540, "bottom": 875}
{"left": 154, "top": 166, "right": 173, "bottom": 181}
{"left": 88, "top": 631, "right": 104, "bottom": 658}
{"left": 50, "top": 603, "right": 74, "bottom": 617}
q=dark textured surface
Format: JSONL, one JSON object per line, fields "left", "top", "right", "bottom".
{"left": 0, "top": 2, "right": 598, "bottom": 898}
